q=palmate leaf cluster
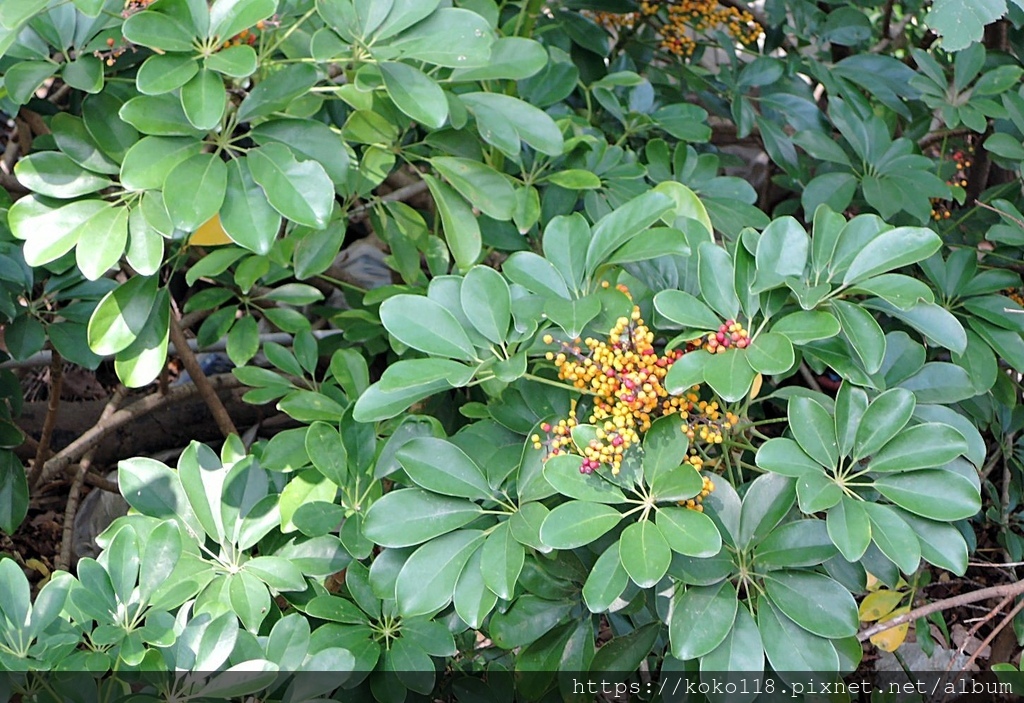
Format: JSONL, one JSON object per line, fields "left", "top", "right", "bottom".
{"left": 0, "top": 0, "right": 1023, "bottom": 699}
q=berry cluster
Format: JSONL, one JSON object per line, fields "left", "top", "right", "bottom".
{"left": 930, "top": 147, "right": 973, "bottom": 220}
{"left": 701, "top": 319, "right": 749, "bottom": 353}
{"left": 584, "top": 1, "right": 761, "bottom": 58}
{"left": 530, "top": 287, "right": 737, "bottom": 509}
{"left": 222, "top": 21, "right": 272, "bottom": 49}
{"left": 1005, "top": 288, "right": 1024, "bottom": 308}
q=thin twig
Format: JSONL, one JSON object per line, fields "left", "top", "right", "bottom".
{"left": 347, "top": 180, "right": 429, "bottom": 224}
{"left": 55, "top": 387, "right": 124, "bottom": 571}
{"left": 969, "top": 560, "right": 1024, "bottom": 568}
{"left": 858, "top": 579, "right": 1024, "bottom": 641}
{"left": 37, "top": 374, "right": 242, "bottom": 485}
{"left": 28, "top": 352, "right": 63, "bottom": 488}
{"left": 798, "top": 362, "right": 823, "bottom": 393}
{"left": 976, "top": 199, "right": 1024, "bottom": 229}
{"left": 950, "top": 593, "right": 1012, "bottom": 669}
{"left": 959, "top": 598, "right": 1024, "bottom": 679}
{"left": 168, "top": 314, "right": 237, "bottom": 438}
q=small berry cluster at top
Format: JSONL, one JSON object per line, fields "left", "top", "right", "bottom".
{"left": 930, "top": 147, "right": 973, "bottom": 221}
{"left": 584, "top": 0, "right": 762, "bottom": 57}
{"left": 701, "top": 319, "right": 749, "bottom": 353}
{"left": 529, "top": 284, "right": 734, "bottom": 508}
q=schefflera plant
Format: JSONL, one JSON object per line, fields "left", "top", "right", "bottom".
{"left": 755, "top": 383, "right": 980, "bottom": 580}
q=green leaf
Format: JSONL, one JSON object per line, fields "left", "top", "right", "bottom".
{"left": 226, "top": 314, "right": 259, "bottom": 365}
{"left": 453, "top": 543, "right": 497, "bottom": 629}
{"left": 664, "top": 349, "right": 710, "bottom": 394}
{"left": 460, "top": 92, "right": 564, "bottom": 157}
{"left": 181, "top": 68, "right": 226, "bottom": 131}
{"left": 656, "top": 507, "right": 722, "bottom": 558}
{"left": 431, "top": 157, "right": 514, "bottom": 221}
{"left": 122, "top": 10, "right": 195, "bottom": 52}
{"left": 583, "top": 542, "right": 629, "bottom": 613}
{"left": 422, "top": 174, "right": 480, "bottom": 271}
{"left": 449, "top": 36, "right": 547, "bottom": 81}
{"left": 8, "top": 197, "right": 105, "bottom": 266}
{"left": 868, "top": 423, "right": 968, "bottom": 472}
{"left": 796, "top": 471, "right": 842, "bottom": 513}
{"left": 538, "top": 501, "right": 621, "bottom": 549}
{"left": 738, "top": 473, "right": 796, "bottom": 548}
{"left": 251, "top": 119, "right": 349, "bottom": 184}
{"left": 619, "top": 521, "right": 671, "bottom": 588}
{"left": 544, "top": 169, "right": 602, "bottom": 189}
{"left": 585, "top": 191, "right": 674, "bottom": 273}
{"left": 925, "top": 0, "right": 1006, "bottom": 52}
{"left": 754, "top": 438, "right": 823, "bottom": 478}
{"left": 654, "top": 290, "right": 721, "bottom": 330}
{"left": 789, "top": 396, "right": 839, "bottom": 469}
{"left": 832, "top": 300, "right": 886, "bottom": 374}
{"left": 220, "top": 156, "right": 282, "bottom": 255}
{"left": 305, "top": 422, "right": 349, "bottom": 485}
{"left": 653, "top": 181, "right": 713, "bottom": 235}
{"left": 669, "top": 581, "right": 738, "bottom": 660}
{"left": 489, "top": 594, "right": 574, "bottom": 649}
{"left": 479, "top": 522, "right": 524, "bottom": 600}
{"left": 384, "top": 8, "right": 493, "bottom": 67}
{"left": 842, "top": 227, "right": 942, "bottom": 284}
{"left": 873, "top": 470, "right": 981, "bottom": 521}
{"left": 87, "top": 275, "right": 159, "bottom": 355}
{"left": 771, "top": 310, "right": 841, "bottom": 344}
{"left": 120, "top": 136, "right": 203, "bottom": 191}
{"left": 753, "top": 216, "right": 809, "bottom": 291}
{"left": 136, "top": 54, "right": 198, "bottom": 95}
{"left": 119, "top": 94, "right": 205, "bottom": 137}
{"left": 863, "top": 502, "right": 921, "bottom": 574}
{"left": 502, "top": 252, "right": 569, "bottom": 298}
{"left": 757, "top": 598, "right": 839, "bottom": 674}
{"left": 461, "top": 265, "right": 510, "bottom": 344}
{"left": 51, "top": 113, "right": 119, "bottom": 174}
{"left": 397, "top": 437, "right": 491, "bottom": 500}
{"left": 0, "top": 453, "right": 28, "bottom": 534}
{"left": 542, "top": 454, "right": 626, "bottom": 503}
{"left": 395, "top": 530, "right": 485, "bottom": 617}
{"left": 543, "top": 295, "right": 601, "bottom": 339}
{"left": 362, "top": 488, "right": 482, "bottom": 548}
{"left": 700, "top": 608, "right": 764, "bottom": 695}
{"left": 745, "top": 332, "right": 794, "bottom": 375}
{"left": 249, "top": 143, "right": 334, "bottom": 229}
{"left": 753, "top": 519, "right": 837, "bottom": 569}
{"left": 205, "top": 44, "right": 258, "bottom": 77}
{"left": 209, "top": 0, "right": 276, "bottom": 42}
{"left": 14, "top": 152, "right": 111, "bottom": 198}
{"left": 279, "top": 469, "right": 337, "bottom": 533}
{"left": 763, "top": 571, "right": 858, "bottom": 638}
{"left": 892, "top": 508, "right": 968, "bottom": 574}
{"left": 868, "top": 299, "right": 968, "bottom": 354}
{"left": 379, "top": 61, "right": 447, "bottom": 129}
{"left": 352, "top": 358, "right": 473, "bottom": 422}
{"left": 75, "top": 204, "right": 129, "bottom": 281}
{"left": 379, "top": 294, "right": 478, "bottom": 361}
{"left": 117, "top": 456, "right": 197, "bottom": 530}
{"left": 834, "top": 382, "right": 869, "bottom": 458}
{"left": 827, "top": 497, "right": 872, "bottom": 561}
{"left": 702, "top": 349, "right": 755, "bottom": 402}
{"left": 237, "top": 63, "right": 320, "bottom": 123}
{"left": 698, "top": 243, "right": 740, "bottom": 320}
{"left": 164, "top": 153, "right": 228, "bottom": 231}
{"left": 4, "top": 61, "right": 56, "bottom": 105}
{"left": 853, "top": 388, "right": 915, "bottom": 460}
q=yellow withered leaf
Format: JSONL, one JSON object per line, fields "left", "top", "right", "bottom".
{"left": 749, "top": 373, "right": 763, "bottom": 399}
{"left": 189, "top": 214, "right": 233, "bottom": 246}
{"left": 859, "top": 589, "right": 904, "bottom": 622}
{"left": 870, "top": 606, "right": 911, "bottom": 652}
